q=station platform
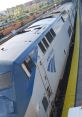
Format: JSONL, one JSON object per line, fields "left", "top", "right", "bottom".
{"left": 75, "top": 0, "right": 82, "bottom": 106}
{"left": 61, "top": 0, "right": 80, "bottom": 117}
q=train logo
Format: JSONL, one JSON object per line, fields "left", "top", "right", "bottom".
{"left": 47, "top": 56, "right": 56, "bottom": 72}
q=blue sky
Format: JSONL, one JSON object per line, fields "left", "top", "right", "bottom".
{"left": 0, "top": 0, "right": 32, "bottom": 11}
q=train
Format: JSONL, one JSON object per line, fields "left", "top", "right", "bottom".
{"left": 0, "top": 1, "right": 77, "bottom": 117}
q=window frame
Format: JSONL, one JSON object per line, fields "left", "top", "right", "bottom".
{"left": 46, "top": 31, "right": 53, "bottom": 43}
{"left": 21, "top": 57, "right": 35, "bottom": 78}
{"left": 50, "top": 28, "right": 56, "bottom": 37}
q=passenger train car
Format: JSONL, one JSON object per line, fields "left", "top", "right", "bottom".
{"left": 0, "top": 2, "right": 76, "bottom": 117}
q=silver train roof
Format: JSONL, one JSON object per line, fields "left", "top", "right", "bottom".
{"left": 0, "top": 17, "right": 58, "bottom": 63}
{"left": 0, "top": 2, "right": 73, "bottom": 63}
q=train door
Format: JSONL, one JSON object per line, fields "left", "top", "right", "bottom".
{"left": 37, "top": 59, "right": 53, "bottom": 116}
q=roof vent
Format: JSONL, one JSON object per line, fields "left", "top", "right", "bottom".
{"left": 51, "top": 11, "right": 61, "bottom": 14}
{"left": 17, "top": 30, "right": 31, "bottom": 35}
{"left": 34, "top": 27, "right": 42, "bottom": 30}
{"left": 28, "top": 25, "right": 41, "bottom": 29}
{"left": 40, "top": 15, "right": 53, "bottom": 20}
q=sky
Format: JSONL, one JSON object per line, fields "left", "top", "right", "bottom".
{"left": 0, "top": 0, "right": 32, "bottom": 11}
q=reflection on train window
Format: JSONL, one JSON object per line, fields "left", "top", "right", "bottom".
{"left": 46, "top": 32, "right": 53, "bottom": 43}
{"left": 50, "top": 29, "right": 56, "bottom": 37}
{"left": 42, "top": 37, "right": 49, "bottom": 49}
{"left": 38, "top": 41, "right": 46, "bottom": 54}
{"left": 22, "top": 58, "right": 35, "bottom": 78}
{"left": 42, "top": 96, "right": 48, "bottom": 112}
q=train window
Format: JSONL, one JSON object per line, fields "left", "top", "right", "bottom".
{"left": 22, "top": 61, "right": 31, "bottom": 78}
{"left": 38, "top": 41, "right": 46, "bottom": 53}
{"left": 68, "top": 26, "right": 71, "bottom": 37}
{"left": 26, "top": 57, "right": 35, "bottom": 70}
{"left": 42, "top": 96, "right": 48, "bottom": 112}
{"left": 24, "top": 61, "right": 31, "bottom": 73}
{"left": 42, "top": 37, "right": 49, "bottom": 49}
{"left": 0, "top": 72, "right": 12, "bottom": 90}
{"left": 50, "top": 29, "right": 56, "bottom": 37}
{"left": 22, "top": 58, "right": 35, "bottom": 78}
{"left": 46, "top": 32, "right": 53, "bottom": 43}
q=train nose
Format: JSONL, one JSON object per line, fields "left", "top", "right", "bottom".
{"left": 0, "top": 96, "right": 14, "bottom": 117}
{"left": 0, "top": 71, "right": 16, "bottom": 117}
